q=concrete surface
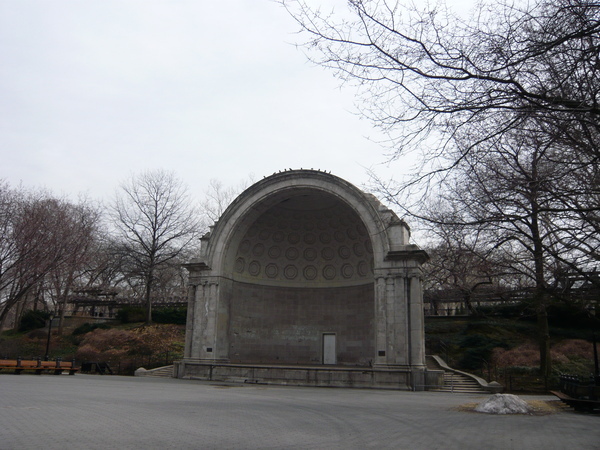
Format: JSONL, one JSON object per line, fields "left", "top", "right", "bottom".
{"left": 0, "top": 374, "right": 598, "bottom": 449}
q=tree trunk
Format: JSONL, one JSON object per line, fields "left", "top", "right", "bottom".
{"left": 145, "top": 270, "right": 153, "bottom": 324}
{"left": 463, "top": 291, "right": 477, "bottom": 316}
{"left": 528, "top": 153, "right": 552, "bottom": 378}
{"left": 536, "top": 297, "right": 551, "bottom": 378}
{"left": 57, "top": 275, "right": 74, "bottom": 336}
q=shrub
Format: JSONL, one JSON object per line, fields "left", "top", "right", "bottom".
{"left": 116, "top": 306, "right": 146, "bottom": 323}
{"left": 458, "top": 334, "right": 508, "bottom": 370}
{"left": 18, "top": 310, "right": 50, "bottom": 332}
{"left": 551, "top": 339, "right": 594, "bottom": 360}
{"left": 492, "top": 342, "right": 540, "bottom": 368}
{"left": 492, "top": 339, "right": 594, "bottom": 369}
{"left": 72, "top": 322, "right": 110, "bottom": 336}
{"left": 74, "top": 324, "right": 185, "bottom": 363}
{"left": 152, "top": 307, "right": 187, "bottom": 324}
{"left": 75, "top": 328, "right": 143, "bottom": 361}
{"left": 27, "top": 329, "right": 48, "bottom": 339}
{"left": 546, "top": 303, "right": 599, "bottom": 328}
{"left": 478, "top": 302, "right": 533, "bottom": 319}
{"left": 116, "top": 306, "right": 187, "bottom": 324}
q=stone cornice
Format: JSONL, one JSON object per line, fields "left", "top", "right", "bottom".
{"left": 384, "top": 248, "right": 429, "bottom": 264}
{"left": 183, "top": 261, "right": 211, "bottom": 273}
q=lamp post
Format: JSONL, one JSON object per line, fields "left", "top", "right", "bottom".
{"left": 45, "top": 313, "right": 55, "bottom": 361}
{"left": 593, "top": 332, "right": 599, "bottom": 385}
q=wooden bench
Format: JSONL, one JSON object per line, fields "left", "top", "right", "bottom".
{"left": 0, "top": 358, "right": 79, "bottom": 375}
{"left": 550, "top": 390, "right": 600, "bottom": 413}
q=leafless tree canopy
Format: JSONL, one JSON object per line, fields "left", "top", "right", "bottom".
{"left": 283, "top": 0, "right": 599, "bottom": 181}
{"left": 0, "top": 184, "right": 100, "bottom": 329}
{"left": 0, "top": 171, "right": 254, "bottom": 330}
{"left": 110, "top": 170, "right": 201, "bottom": 323}
{"left": 199, "top": 177, "right": 253, "bottom": 226}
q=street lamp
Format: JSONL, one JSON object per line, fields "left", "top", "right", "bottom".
{"left": 45, "top": 313, "right": 55, "bottom": 361}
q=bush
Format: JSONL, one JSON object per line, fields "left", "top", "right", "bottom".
{"left": 152, "top": 307, "right": 187, "bottom": 324}
{"left": 458, "top": 334, "right": 508, "bottom": 370}
{"left": 492, "top": 339, "right": 595, "bottom": 375}
{"left": 116, "top": 306, "right": 187, "bottom": 324}
{"left": 547, "top": 303, "right": 600, "bottom": 329}
{"left": 116, "top": 306, "right": 146, "bottom": 323}
{"left": 72, "top": 322, "right": 110, "bottom": 336}
{"left": 492, "top": 342, "right": 540, "bottom": 368}
{"left": 18, "top": 310, "right": 50, "bottom": 332}
{"left": 477, "top": 302, "right": 534, "bottom": 319}
{"left": 74, "top": 324, "right": 185, "bottom": 364}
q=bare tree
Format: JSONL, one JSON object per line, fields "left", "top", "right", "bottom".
{"left": 199, "top": 177, "right": 254, "bottom": 226}
{"left": 417, "top": 123, "right": 581, "bottom": 376}
{"left": 0, "top": 184, "right": 91, "bottom": 329}
{"left": 422, "top": 214, "right": 502, "bottom": 316}
{"left": 200, "top": 179, "right": 240, "bottom": 226}
{"left": 110, "top": 170, "right": 201, "bottom": 323}
{"left": 78, "top": 235, "right": 127, "bottom": 291}
{"left": 0, "top": 181, "right": 23, "bottom": 329}
{"left": 283, "top": 0, "right": 600, "bottom": 196}
{"left": 284, "top": 0, "right": 600, "bottom": 376}
{"left": 46, "top": 200, "right": 101, "bottom": 334}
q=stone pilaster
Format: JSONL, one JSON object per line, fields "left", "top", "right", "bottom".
{"left": 408, "top": 272, "right": 426, "bottom": 368}
{"left": 374, "top": 271, "right": 411, "bottom": 369}
{"left": 188, "top": 278, "right": 229, "bottom": 362}
{"left": 373, "top": 246, "right": 428, "bottom": 371}
{"left": 184, "top": 283, "right": 196, "bottom": 359}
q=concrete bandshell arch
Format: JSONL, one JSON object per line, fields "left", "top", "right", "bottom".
{"left": 177, "top": 170, "right": 429, "bottom": 390}
{"left": 201, "top": 170, "right": 405, "bottom": 276}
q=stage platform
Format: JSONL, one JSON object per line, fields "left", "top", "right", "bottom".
{"left": 174, "top": 360, "right": 443, "bottom": 391}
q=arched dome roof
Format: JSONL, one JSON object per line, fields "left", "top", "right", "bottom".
{"left": 194, "top": 170, "right": 414, "bottom": 286}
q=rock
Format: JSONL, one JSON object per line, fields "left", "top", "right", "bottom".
{"left": 475, "top": 394, "right": 532, "bottom": 414}
{"left": 134, "top": 367, "right": 147, "bottom": 376}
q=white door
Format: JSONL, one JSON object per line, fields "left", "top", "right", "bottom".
{"left": 323, "top": 334, "right": 336, "bottom": 365}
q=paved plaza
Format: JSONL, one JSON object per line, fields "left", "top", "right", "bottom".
{"left": 0, "top": 374, "right": 598, "bottom": 449}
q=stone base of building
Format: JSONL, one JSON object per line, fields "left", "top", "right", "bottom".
{"left": 174, "top": 360, "right": 442, "bottom": 391}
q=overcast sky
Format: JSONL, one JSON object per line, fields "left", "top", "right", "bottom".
{"left": 0, "top": 0, "right": 471, "bottom": 203}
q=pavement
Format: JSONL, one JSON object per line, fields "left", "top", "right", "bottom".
{"left": 0, "top": 374, "right": 598, "bottom": 449}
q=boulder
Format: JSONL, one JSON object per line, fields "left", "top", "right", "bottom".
{"left": 475, "top": 393, "right": 532, "bottom": 414}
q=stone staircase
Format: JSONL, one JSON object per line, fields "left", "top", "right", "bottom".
{"left": 427, "top": 356, "right": 490, "bottom": 394}
{"left": 135, "top": 365, "right": 174, "bottom": 378}
{"left": 437, "top": 371, "right": 487, "bottom": 393}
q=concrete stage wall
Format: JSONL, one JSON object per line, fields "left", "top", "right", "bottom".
{"left": 175, "top": 361, "right": 443, "bottom": 390}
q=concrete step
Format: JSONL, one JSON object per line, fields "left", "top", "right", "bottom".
{"left": 434, "top": 387, "right": 485, "bottom": 392}
{"left": 443, "top": 378, "right": 479, "bottom": 385}
{"left": 426, "top": 356, "right": 488, "bottom": 394}
{"left": 143, "top": 365, "right": 174, "bottom": 378}
{"left": 443, "top": 382, "right": 481, "bottom": 388}
{"left": 441, "top": 373, "right": 486, "bottom": 393}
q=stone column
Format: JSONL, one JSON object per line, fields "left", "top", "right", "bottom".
{"left": 373, "top": 271, "right": 410, "bottom": 369}
{"left": 189, "top": 277, "right": 229, "bottom": 363}
{"left": 182, "top": 261, "right": 230, "bottom": 363}
{"left": 374, "top": 275, "right": 388, "bottom": 367}
{"left": 373, "top": 247, "right": 428, "bottom": 371}
{"left": 408, "top": 271, "right": 426, "bottom": 368}
{"left": 184, "top": 283, "right": 196, "bottom": 359}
